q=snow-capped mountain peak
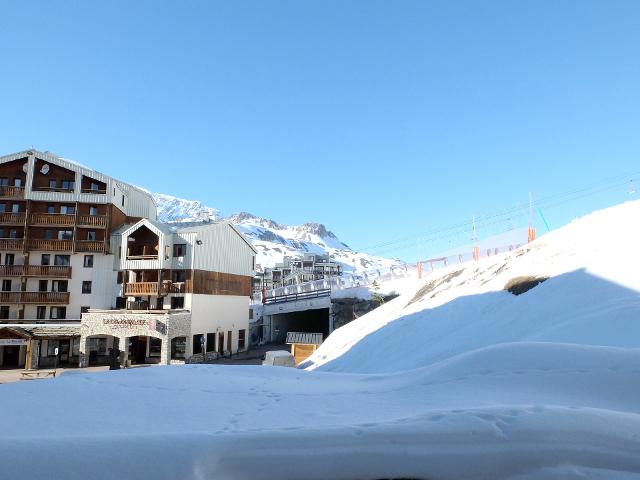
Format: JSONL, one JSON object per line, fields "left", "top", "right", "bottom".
{"left": 153, "top": 193, "right": 399, "bottom": 272}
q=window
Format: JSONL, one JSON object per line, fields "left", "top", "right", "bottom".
{"left": 172, "top": 270, "right": 186, "bottom": 283}
{"left": 171, "top": 337, "right": 186, "bottom": 359}
{"left": 58, "top": 230, "right": 73, "bottom": 240}
{"left": 13, "top": 178, "right": 22, "bottom": 187}
{"left": 206, "top": 333, "right": 216, "bottom": 352}
{"left": 170, "top": 296, "right": 184, "bottom": 309}
{"left": 80, "top": 306, "right": 90, "bottom": 315}
{"left": 51, "top": 280, "right": 68, "bottom": 293}
{"left": 89, "top": 337, "right": 107, "bottom": 354}
{"left": 82, "top": 281, "right": 92, "bottom": 294}
{"left": 44, "top": 229, "right": 53, "bottom": 240}
{"left": 60, "top": 205, "right": 75, "bottom": 215}
{"left": 47, "top": 340, "right": 59, "bottom": 356}
{"left": 54, "top": 255, "right": 70, "bottom": 266}
{"left": 49, "top": 307, "right": 66, "bottom": 319}
{"left": 86, "top": 231, "right": 97, "bottom": 241}
{"left": 49, "top": 179, "right": 57, "bottom": 189}
{"left": 117, "top": 271, "right": 123, "bottom": 284}
{"left": 121, "top": 195, "right": 125, "bottom": 207}
{"left": 0, "top": 178, "right": 7, "bottom": 187}
{"left": 61, "top": 180, "right": 74, "bottom": 191}
{"left": 238, "top": 329, "right": 246, "bottom": 351}
{"left": 41, "top": 254, "right": 50, "bottom": 266}
{"left": 0, "top": 306, "right": 9, "bottom": 319}
{"left": 0, "top": 204, "right": 5, "bottom": 213}
{"left": 4, "top": 254, "right": 14, "bottom": 266}
{"left": 39, "top": 280, "right": 48, "bottom": 292}
{"left": 1, "top": 280, "right": 11, "bottom": 292}
{"left": 89, "top": 206, "right": 98, "bottom": 216}
{"left": 11, "top": 204, "right": 19, "bottom": 213}
{"left": 36, "top": 306, "right": 46, "bottom": 320}
{"left": 173, "top": 244, "right": 186, "bottom": 257}
{"left": 164, "top": 244, "right": 170, "bottom": 260}
{"left": 8, "top": 229, "right": 17, "bottom": 239}
{"left": 149, "top": 337, "right": 161, "bottom": 357}
{"left": 90, "top": 183, "right": 100, "bottom": 191}
{"left": 84, "top": 255, "right": 94, "bottom": 268}
{"left": 47, "top": 205, "right": 55, "bottom": 214}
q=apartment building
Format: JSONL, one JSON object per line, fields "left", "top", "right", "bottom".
{"left": 253, "top": 253, "right": 342, "bottom": 293}
{"left": 0, "top": 150, "right": 256, "bottom": 370}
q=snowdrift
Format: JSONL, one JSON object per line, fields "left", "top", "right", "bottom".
{"left": 304, "top": 200, "right": 640, "bottom": 373}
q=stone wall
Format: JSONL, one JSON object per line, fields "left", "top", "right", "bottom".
{"left": 331, "top": 295, "right": 398, "bottom": 330}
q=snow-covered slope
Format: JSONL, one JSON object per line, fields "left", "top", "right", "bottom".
{"left": 153, "top": 193, "right": 399, "bottom": 272}
{"left": 304, "top": 200, "right": 640, "bottom": 373}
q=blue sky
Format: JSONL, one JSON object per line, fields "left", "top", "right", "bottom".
{"left": 1, "top": 1, "right": 638, "bottom": 261}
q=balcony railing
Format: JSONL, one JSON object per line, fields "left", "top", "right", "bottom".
{"left": 0, "top": 212, "right": 26, "bottom": 225}
{"left": 81, "top": 188, "right": 107, "bottom": 195}
{"left": 32, "top": 186, "right": 75, "bottom": 193}
{"left": 77, "top": 214, "right": 107, "bottom": 228}
{"left": 0, "top": 291, "right": 69, "bottom": 304}
{"left": 125, "top": 282, "right": 161, "bottom": 296}
{"left": 0, "top": 265, "right": 72, "bottom": 278}
{"left": 29, "top": 213, "right": 75, "bottom": 226}
{"left": 126, "top": 255, "right": 158, "bottom": 261}
{"left": 124, "top": 281, "right": 186, "bottom": 296}
{"left": 0, "top": 186, "right": 25, "bottom": 199}
{"left": 0, "top": 238, "right": 24, "bottom": 250}
{"left": 75, "top": 240, "right": 104, "bottom": 253}
{"left": 28, "top": 239, "right": 74, "bottom": 251}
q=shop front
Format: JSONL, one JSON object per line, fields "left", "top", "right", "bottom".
{"left": 80, "top": 310, "right": 192, "bottom": 367}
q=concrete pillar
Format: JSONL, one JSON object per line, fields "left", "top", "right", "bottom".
{"left": 328, "top": 305, "right": 334, "bottom": 334}
{"left": 160, "top": 336, "right": 170, "bottom": 365}
{"left": 79, "top": 336, "right": 90, "bottom": 368}
{"left": 120, "top": 336, "right": 129, "bottom": 367}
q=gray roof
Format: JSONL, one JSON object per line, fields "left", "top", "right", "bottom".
{"left": 286, "top": 332, "right": 323, "bottom": 345}
{"left": 23, "top": 325, "right": 81, "bottom": 337}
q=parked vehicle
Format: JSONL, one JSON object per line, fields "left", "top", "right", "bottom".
{"left": 262, "top": 350, "right": 296, "bottom": 367}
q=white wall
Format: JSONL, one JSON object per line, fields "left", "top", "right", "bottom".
{"left": 189, "top": 294, "right": 250, "bottom": 353}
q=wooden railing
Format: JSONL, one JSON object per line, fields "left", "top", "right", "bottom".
{"left": 0, "top": 291, "right": 69, "bottom": 304}
{"left": 28, "top": 239, "right": 74, "bottom": 251}
{"left": 75, "top": 240, "right": 104, "bottom": 253}
{"left": 0, "top": 212, "right": 26, "bottom": 225}
{"left": 29, "top": 213, "right": 75, "bottom": 226}
{"left": 77, "top": 214, "right": 107, "bottom": 228}
{"left": 125, "top": 282, "right": 161, "bottom": 295}
{"left": 0, "top": 265, "right": 72, "bottom": 278}
{"left": 0, "top": 186, "right": 25, "bottom": 198}
{"left": 0, "top": 238, "right": 24, "bottom": 250}
{"left": 32, "top": 186, "right": 75, "bottom": 193}
{"left": 126, "top": 255, "right": 158, "bottom": 261}
{"left": 166, "top": 282, "right": 186, "bottom": 294}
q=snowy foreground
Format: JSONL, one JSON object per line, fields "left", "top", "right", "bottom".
{"left": 2, "top": 201, "right": 640, "bottom": 480}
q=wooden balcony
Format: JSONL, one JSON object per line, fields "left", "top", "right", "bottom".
{"left": 0, "top": 291, "right": 70, "bottom": 304}
{"left": 0, "top": 265, "right": 72, "bottom": 278}
{"left": 29, "top": 213, "right": 75, "bottom": 227}
{"left": 125, "top": 282, "right": 161, "bottom": 296}
{"left": 0, "top": 238, "right": 24, "bottom": 251}
{"left": 28, "top": 239, "right": 74, "bottom": 251}
{"left": 75, "top": 240, "right": 105, "bottom": 253}
{"left": 77, "top": 214, "right": 107, "bottom": 228}
{"left": 0, "top": 212, "right": 26, "bottom": 225}
{"left": 124, "top": 281, "right": 186, "bottom": 296}
{"left": 0, "top": 186, "right": 25, "bottom": 199}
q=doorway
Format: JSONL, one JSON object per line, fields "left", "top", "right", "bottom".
{"left": 2, "top": 346, "right": 20, "bottom": 368}
{"left": 129, "top": 336, "right": 148, "bottom": 364}
{"left": 218, "top": 332, "right": 224, "bottom": 354}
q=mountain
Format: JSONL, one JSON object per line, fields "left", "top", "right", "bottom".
{"left": 153, "top": 193, "right": 400, "bottom": 272}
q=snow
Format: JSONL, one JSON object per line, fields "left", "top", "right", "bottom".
{"left": 2, "top": 200, "right": 640, "bottom": 479}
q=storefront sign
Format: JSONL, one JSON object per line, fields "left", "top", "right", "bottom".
{"left": 103, "top": 319, "right": 148, "bottom": 328}
{"left": 0, "top": 339, "right": 28, "bottom": 346}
